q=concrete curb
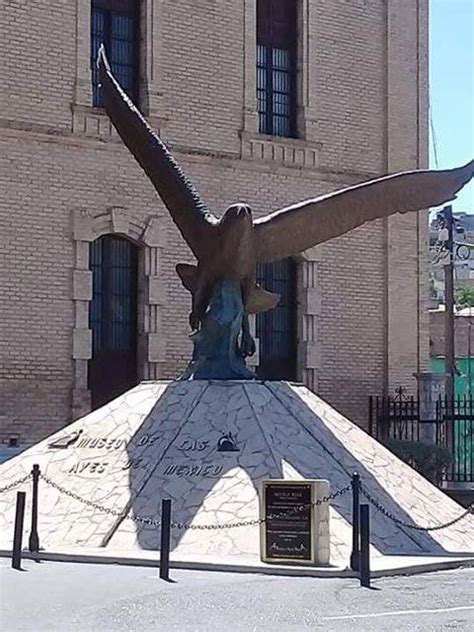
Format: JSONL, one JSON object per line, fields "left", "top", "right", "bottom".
{"left": 2, "top": 549, "right": 474, "bottom": 579}
{"left": 372, "top": 557, "right": 474, "bottom": 578}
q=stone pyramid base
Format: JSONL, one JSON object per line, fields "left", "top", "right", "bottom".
{"left": 0, "top": 381, "right": 472, "bottom": 568}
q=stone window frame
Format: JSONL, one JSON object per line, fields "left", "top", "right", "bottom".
{"left": 297, "top": 250, "right": 322, "bottom": 392}
{"left": 72, "top": 0, "right": 165, "bottom": 139}
{"left": 241, "top": 0, "right": 323, "bottom": 168}
{"left": 71, "top": 207, "right": 167, "bottom": 419}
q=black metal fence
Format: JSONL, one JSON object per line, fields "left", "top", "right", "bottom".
{"left": 369, "top": 395, "right": 419, "bottom": 443}
{"left": 369, "top": 394, "right": 474, "bottom": 484}
{"left": 437, "top": 397, "right": 474, "bottom": 483}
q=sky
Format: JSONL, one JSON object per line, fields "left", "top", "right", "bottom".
{"left": 429, "top": 0, "right": 474, "bottom": 212}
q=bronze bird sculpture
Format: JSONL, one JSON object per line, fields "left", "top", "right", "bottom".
{"left": 98, "top": 47, "right": 473, "bottom": 362}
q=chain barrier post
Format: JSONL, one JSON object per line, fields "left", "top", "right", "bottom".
{"left": 350, "top": 472, "right": 360, "bottom": 571}
{"left": 28, "top": 464, "right": 40, "bottom": 553}
{"left": 159, "top": 498, "right": 171, "bottom": 581}
{"left": 359, "top": 504, "right": 371, "bottom": 588}
{"left": 12, "top": 491, "right": 26, "bottom": 570}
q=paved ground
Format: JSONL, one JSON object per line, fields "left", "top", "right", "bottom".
{"left": 1, "top": 560, "right": 473, "bottom": 631}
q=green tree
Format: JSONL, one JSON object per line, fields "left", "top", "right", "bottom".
{"left": 454, "top": 286, "right": 474, "bottom": 309}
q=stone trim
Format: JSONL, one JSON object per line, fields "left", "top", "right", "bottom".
{"left": 71, "top": 105, "right": 118, "bottom": 140}
{"left": 295, "top": 0, "right": 321, "bottom": 143}
{"left": 241, "top": 0, "right": 323, "bottom": 166}
{"left": 242, "top": 0, "right": 259, "bottom": 135}
{"left": 73, "top": 0, "right": 92, "bottom": 108}
{"left": 298, "top": 248, "right": 323, "bottom": 391}
{"left": 139, "top": 0, "right": 165, "bottom": 118}
{"left": 71, "top": 207, "right": 167, "bottom": 419}
{"left": 240, "top": 131, "right": 322, "bottom": 169}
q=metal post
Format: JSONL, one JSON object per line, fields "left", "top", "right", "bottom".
{"left": 360, "top": 504, "right": 371, "bottom": 588}
{"left": 443, "top": 205, "right": 455, "bottom": 402}
{"left": 468, "top": 312, "right": 472, "bottom": 399}
{"left": 350, "top": 473, "right": 360, "bottom": 571}
{"left": 12, "top": 491, "right": 26, "bottom": 570}
{"left": 29, "top": 464, "right": 40, "bottom": 553}
{"left": 159, "top": 498, "right": 171, "bottom": 581}
{"left": 380, "top": 396, "right": 389, "bottom": 443}
{"left": 368, "top": 396, "right": 373, "bottom": 436}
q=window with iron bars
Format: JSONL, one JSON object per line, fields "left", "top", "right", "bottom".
{"left": 91, "top": 0, "right": 139, "bottom": 107}
{"left": 257, "top": 0, "right": 297, "bottom": 138}
{"left": 256, "top": 259, "right": 297, "bottom": 380}
{"left": 89, "top": 235, "right": 138, "bottom": 354}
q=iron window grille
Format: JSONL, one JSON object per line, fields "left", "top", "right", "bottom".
{"left": 256, "top": 259, "right": 297, "bottom": 380}
{"left": 257, "top": 0, "right": 297, "bottom": 137}
{"left": 89, "top": 235, "right": 138, "bottom": 354}
{"left": 91, "top": 0, "right": 139, "bottom": 107}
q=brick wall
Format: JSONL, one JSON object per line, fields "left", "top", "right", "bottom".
{"left": 0, "top": 0, "right": 429, "bottom": 444}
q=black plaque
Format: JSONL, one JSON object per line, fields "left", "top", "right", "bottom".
{"left": 262, "top": 481, "right": 313, "bottom": 564}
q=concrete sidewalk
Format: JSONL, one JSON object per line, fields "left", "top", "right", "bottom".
{"left": 2, "top": 546, "right": 474, "bottom": 579}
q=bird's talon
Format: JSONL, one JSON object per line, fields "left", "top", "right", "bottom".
{"left": 240, "top": 332, "right": 256, "bottom": 357}
{"left": 189, "top": 312, "right": 200, "bottom": 331}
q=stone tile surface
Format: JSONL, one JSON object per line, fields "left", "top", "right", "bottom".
{"left": 0, "top": 381, "right": 472, "bottom": 568}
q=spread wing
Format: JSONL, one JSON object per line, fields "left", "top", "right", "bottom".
{"left": 254, "top": 161, "right": 474, "bottom": 263}
{"left": 97, "top": 46, "right": 218, "bottom": 259}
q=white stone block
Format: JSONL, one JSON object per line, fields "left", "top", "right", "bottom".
{"left": 300, "top": 341, "right": 321, "bottom": 369}
{"left": 142, "top": 216, "right": 167, "bottom": 247}
{"left": 72, "top": 328, "right": 92, "bottom": 360}
{"left": 147, "top": 276, "right": 166, "bottom": 305}
{"left": 147, "top": 333, "right": 166, "bottom": 362}
{"left": 73, "top": 209, "right": 94, "bottom": 242}
{"left": 73, "top": 270, "right": 92, "bottom": 301}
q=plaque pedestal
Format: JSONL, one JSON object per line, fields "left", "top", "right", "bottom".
{"left": 260, "top": 479, "right": 330, "bottom": 565}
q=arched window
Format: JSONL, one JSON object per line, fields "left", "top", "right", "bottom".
{"left": 88, "top": 235, "right": 138, "bottom": 408}
{"left": 256, "top": 259, "right": 297, "bottom": 380}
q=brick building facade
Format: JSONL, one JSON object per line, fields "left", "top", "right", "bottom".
{"left": 0, "top": 0, "right": 430, "bottom": 445}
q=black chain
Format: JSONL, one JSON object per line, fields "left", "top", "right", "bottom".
{"left": 39, "top": 472, "right": 350, "bottom": 531}
{"left": 0, "top": 473, "right": 31, "bottom": 494}
{"left": 173, "top": 483, "right": 351, "bottom": 530}
{"left": 264, "top": 483, "right": 351, "bottom": 522}
{"left": 40, "top": 473, "right": 258, "bottom": 529}
{"left": 360, "top": 485, "right": 474, "bottom": 531}
{"left": 172, "top": 518, "right": 262, "bottom": 530}
{"left": 25, "top": 471, "right": 474, "bottom": 534}
{"left": 40, "top": 474, "right": 162, "bottom": 526}
{"left": 41, "top": 474, "right": 127, "bottom": 518}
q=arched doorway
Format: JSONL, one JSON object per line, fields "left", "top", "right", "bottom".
{"left": 256, "top": 258, "right": 297, "bottom": 380}
{"left": 88, "top": 235, "right": 139, "bottom": 409}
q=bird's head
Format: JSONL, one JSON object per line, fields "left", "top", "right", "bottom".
{"left": 222, "top": 203, "right": 253, "bottom": 226}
